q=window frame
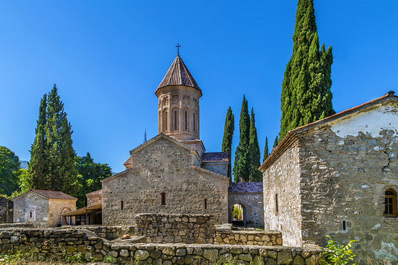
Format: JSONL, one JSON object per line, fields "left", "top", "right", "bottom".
{"left": 384, "top": 188, "right": 397, "bottom": 217}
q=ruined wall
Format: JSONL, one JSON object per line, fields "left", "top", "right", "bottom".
{"left": 228, "top": 192, "right": 264, "bottom": 227}
{"left": 86, "top": 190, "right": 102, "bottom": 207}
{"left": 13, "top": 193, "right": 48, "bottom": 226}
{"left": 135, "top": 214, "right": 215, "bottom": 244}
{"left": 48, "top": 199, "right": 76, "bottom": 227}
{"left": 298, "top": 110, "right": 398, "bottom": 262}
{"left": 215, "top": 230, "right": 282, "bottom": 246}
{"left": 102, "top": 138, "right": 229, "bottom": 225}
{"left": 262, "top": 141, "right": 302, "bottom": 247}
{"left": 0, "top": 198, "right": 12, "bottom": 224}
{"left": 64, "top": 225, "right": 135, "bottom": 240}
{"left": 0, "top": 227, "right": 323, "bottom": 264}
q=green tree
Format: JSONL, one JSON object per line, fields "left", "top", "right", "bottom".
{"left": 28, "top": 85, "right": 79, "bottom": 196}
{"left": 273, "top": 136, "right": 279, "bottom": 149}
{"left": 263, "top": 137, "right": 269, "bottom": 162}
{"left": 0, "top": 146, "right": 20, "bottom": 196}
{"left": 28, "top": 94, "right": 48, "bottom": 189}
{"left": 280, "top": 0, "right": 334, "bottom": 140}
{"left": 248, "top": 108, "right": 262, "bottom": 182}
{"left": 75, "top": 153, "right": 112, "bottom": 207}
{"left": 233, "top": 95, "right": 250, "bottom": 182}
{"left": 221, "top": 107, "right": 234, "bottom": 179}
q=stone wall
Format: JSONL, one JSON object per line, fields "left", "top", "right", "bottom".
{"left": 262, "top": 140, "right": 302, "bottom": 247}
{"left": 228, "top": 192, "right": 264, "bottom": 227}
{"left": 298, "top": 127, "right": 398, "bottom": 262}
{"left": 13, "top": 192, "right": 48, "bottom": 226}
{"left": 0, "top": 227, "right": 323, "bottom": 264}
{"left": 48, "top": 199, "right": 76, "bottom": 227}
{"left": 135, "top": 214, "right": 215, "bottom": 244}
{"left": 102, "top": 137, "right": 229, "bottom": 226}
{"left": 65, "top": 225, "right": 135, "bottom": 240}
{"left": 215, "top": 230, "right": 282, "bottom": 246}
{"left": 0, "top": 198, "right": 12, "bottom": 224}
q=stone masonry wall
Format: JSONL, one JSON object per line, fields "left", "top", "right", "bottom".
{"left": 298, "top": 126, "right": 398, "bottom": 262}
{"left": 214, "top": 230, "right": 282, "bottom": 246}
{"left": 13, "top": 192, "right": 48, "bottom": 226}
{"left": 0, "top": 227, "right": 323, "bottom": 264}
{"left": 0, "top": 198, "right": 12, "bottom": 224}
{"left": 102, "top": 138, "right": 229, "bottom": 226}
{"left": 62, "top": 226, "right": 135, "bottom": 240}
{"left": 262, "top": 140, "right": 302, "bottom": 247}
{"left": 48, "top": 199, "right": 76, "bottom": 227}
{"left": 135, "top": 214, "right": 215, "bottom": 244}
{"left": 228, "top": 192, "right": 264, "bottom": 227}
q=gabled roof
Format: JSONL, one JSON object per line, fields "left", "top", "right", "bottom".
{"left": 13, "top": 189, "right": 77, "bottom": 201}
{"left": 202, "top": 152, "right": 229, "bottom": 162}
{"left": 228, "top": 182, "right": 263, "bottom": 193}
{"left": 259, "top": 91, "right": 398, "bottom": 171}
{"left": 156, "top": 55, "right": 201, "bottom": 93}
{"left": 129, "top": 133, "right": 192, "bottom": 155}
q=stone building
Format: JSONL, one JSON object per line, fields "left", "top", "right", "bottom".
{"left": 102, "top": 54, "right": 230, "bottom": 225}
{"left": 0, "top": 197, "right": 12, "bottom": 224}
{"left": 62, "top": 189, "right": 102, "bottom": 225}
{"left": 260, "top": 91, "right": 398, "bottom": 261}
{"left": 228, "top": 182, "right": 264, "bottom": 227}
{"left": 13, "top": 189, "right": 77, "bottom": 227}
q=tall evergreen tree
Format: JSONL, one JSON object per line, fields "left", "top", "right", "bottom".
{"left": 280, "top": 0, "right": 334, "bottom": 140}
{"left": 273, "top": 136, "right": 279, "bottom": 149}
{"left": 263, "top": 137, "right": 269, "bottom": 162}
{"left": 248, "top": 108, "right": 262, "bottom": 182}
{"left": 233, "top": 96, "right": 250, "bottom": 182}
{"left": 28, "top": 85, "right": 78, "bottom": 196}
{"left": 28, "top": 94, "right": 48, "bottom": 189}
{"left": 221, "top": 107, "right": 234, "bottom": 179}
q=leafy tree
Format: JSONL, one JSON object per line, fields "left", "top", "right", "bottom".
{"left": 221, "top": 107, "right": 234, "bottom": 179}
{"left": 75, "top": 153, "right": 112, "bottom": 207}
{"left": 263, "top": 137, "right": 269, "bottom": 162}
{"left": 233, "top": 95, "right": 250, "bottom": 182}
{"left": 248, "top": 108, "right": 262, "bottom": 182}
{"left": 28, "top": 85, "right": 79, "bottom": 196}
{"left": 0, "top": 146, "right": 20, "bottom": 196}
{"left": 280, "top": 0, "right": 334, "bottom": 140}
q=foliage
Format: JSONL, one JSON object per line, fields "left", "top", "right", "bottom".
{"left": 28, "top": 85, "right": 79, "bottom": 196}
{"left": 103, "top": 255, "right": 118, "bottom": 264}
{"left": 222, "top": 107, "right": 234, "bottom": 179}
{"left": 263, "top": 137, "right": 269, "bottom": 162}
{"left": 0, "top": 146, "right": 21, "bottom": 196}
{"left": 321, "top": 235, "right": 357, "bottom": 265}
{"left": 279, "top": 0, "right": 334, "bottom": 140}
{"left": 248, "top": 108, "right": 262, "bottom": 182}
{"left": 62, "top": 252, "right": 84, "bottom": 263}
{"left": 75, "top": 153, "right": 112, "bottom": 207}
{"left": 232, "top": 204, "right": 243, "bottom": 220}
{"left": 273, "top": 136, "right": 279, "bottom": 149}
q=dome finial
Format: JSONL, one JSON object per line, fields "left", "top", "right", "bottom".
{"left": 176, "top": 43, "right": 181, "bottom": 56}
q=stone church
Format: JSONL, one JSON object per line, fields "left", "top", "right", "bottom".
{"left": 261, "top": 91, "right": 398, "bottom": 261}
{"left": 102, "top": 54, "right": 233, "bottom": 225}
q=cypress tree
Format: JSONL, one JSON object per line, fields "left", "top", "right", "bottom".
{"left": 28, "top": 94, "right": 49, "bottom": 189}
{"left": 273, "top": 136, "right": 279, "bottom": 149}
{"left": 221, "top": 107, "right": 234, "bottom": 179}
{"left": 280, "top": 0, "right": 334, "bottom": 140}
{"left": 248, "top": 108, "right": 262, "bottom": 182}
{"left": 263, "top": 137, "right": 269, "bottom": 162}
{"left": 233, "top": 95, "right": 250, "bottom": 182}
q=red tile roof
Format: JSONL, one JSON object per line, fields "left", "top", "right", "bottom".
{"left": 228, "top": 182, "right": 263, "bottom": 193}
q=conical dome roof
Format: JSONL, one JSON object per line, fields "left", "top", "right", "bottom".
{"left": 156, "top": 55, "right": 201, "bottom": 93}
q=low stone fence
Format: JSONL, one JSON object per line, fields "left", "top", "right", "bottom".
{"left": 0, "top": 227, "right": 323, "bottom": 264}
{"left": 135, "top": 213, "right": 215, "bottom": 244}
{"left": 61, "top": 225, "right": 135, "bottom": 240}
{"left": 215, "top": 229, "right": 282, "bottom": 246}
{"left": 0, "top": 223, "right": 34, "bottom": 229}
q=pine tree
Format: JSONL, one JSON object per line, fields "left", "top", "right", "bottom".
{"left": 263, "top": 137, "right": 269, "bottom": 162}
{"left": 221, "top": 107, "right": 234, "bottom": 179}
{"left": 28, "top": 94, "right": 49, "bottom": 189}
{"left": 233, "top": 95, "right": 250, "bottom": 182}
{"left": 28, "top": 85, "right": 78, "bottom": 196}
{"left": 280, "top": 0, "right": 334, "bottom": 140}
{"left": 273, "top": 136, "right": 279, "bottom": 149}
{"left": 248, "top": 108, "right": 262, "bottom": 182}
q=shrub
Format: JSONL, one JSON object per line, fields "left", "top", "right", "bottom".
{"left": 321, "top": 235, "right": 357, "bottom": 265}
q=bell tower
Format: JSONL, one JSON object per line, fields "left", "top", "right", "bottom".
{"left": 155, "top": 53, "right": 202, "bottom": 141}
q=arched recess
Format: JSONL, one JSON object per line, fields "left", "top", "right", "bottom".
{"left": 171, "top": 108, "right": 179, "bottom": 131}
{"left": 385, "top": 188, "right": 397, "bottom": 217}
{"left": 231, "top": 203, "right": 246, "bottom": 227}
{"left": 60, "top": 207, "right": 72, "bottom": 225}
{"left": 162, "top": 109, "right": 168, "bottom": 132}
{"left": 183, "top": 108, "right": 189, "bottom": 131}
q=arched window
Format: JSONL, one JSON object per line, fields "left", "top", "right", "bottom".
{"left": 184, "top": 111, "right": 188, "bottom": 130}
{"left": 193, "top": 113, "right": 196, "bottom": 131}
{"left": 385, "top": 189, "right": 397, "bottom": 217}
{"left": 162, "top": 110, "right": 168, "bottom": 131}
{"left": 161, "top": 192, "right": 166, "bottom": 205}
{"left": 172, "top": 109, "right": 178, "bottom": 131}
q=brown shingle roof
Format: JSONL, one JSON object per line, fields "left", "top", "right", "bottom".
{"left": 259, "top": 91, "right": 398, "bottom": 171}
{"left": 228, "top": 182, "right": 263, "bottom": 193}
{"left": 202, "top": 152, "right": 229, "bottom": 162}
{"left": 156, "top": 55, "right": 201, "bottom": 93}
{"left": 31, "top": 190, "right": 77, "bottom": 200}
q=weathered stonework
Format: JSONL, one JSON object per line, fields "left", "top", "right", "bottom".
{"left": 62, "top": 225, "right": 135, "bottom": 240}
{"left": 261, "top": 95, "right": 398, "bottom": 262}
{"left": 102, "top": 136, "right": 229, "bottom": 226}
{"left": 0, "top": 227, "right": 323, "bottom": 264}
{"left": 214, "top": 230, "right": 282, "bottom": 246}
{"left": 0, "top": 197, "right": 12, "bottom": 224}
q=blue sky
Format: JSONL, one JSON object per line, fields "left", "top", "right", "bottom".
{"left": 1, "top": 0, "right": 397, "bottom": 173}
